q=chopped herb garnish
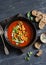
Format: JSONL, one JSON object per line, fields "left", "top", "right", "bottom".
{"left": 27, "top": 11, "right": 34, "bottom": 21}
{"left": 29, "top": 51, "right": 33, "bottom": 55}
{"left": 30, "top": 16, "right": 34, "bottom": 21}
{"left": 25, "top": 51, "right": 33, "bottom": 61}
{"left": 27, "top": 11, "right": 31, "bottom": 18}
{"left": 25, "top": 56, "right": 30, "bottom": 61}
{"left": 27, "top": 11, "right": 31, "bottom": 20}
{"left": 27, "top": 51, "right": 33, "bottom": 57}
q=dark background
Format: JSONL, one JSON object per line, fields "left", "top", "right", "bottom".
{"left": 0, "top": 0, "right": 46, "bottom": 65}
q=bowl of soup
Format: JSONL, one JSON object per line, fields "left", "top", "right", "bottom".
{"left": 4, "top": 17, "right": 36, "bottom": 49}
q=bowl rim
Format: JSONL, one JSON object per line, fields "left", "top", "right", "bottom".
{"left": 4, "top": 17, "right": 36, "bottom": 49}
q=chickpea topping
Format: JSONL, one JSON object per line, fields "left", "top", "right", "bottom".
{"left": 12, "top": 21, "right": 28, "bottom": 44}
{"left": 32, "top": 10, "right": 38, "bottom": 16}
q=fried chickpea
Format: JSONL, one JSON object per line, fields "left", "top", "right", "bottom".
{"left": 42, "top": 14, "right": 46, "bottom": 24}
{"left": 32, "top": 10, "right": 38, "bottom": 16}
{"left": 35, "top": 15, "right": 43, "bottom": 22}
{"left": 39, "top": 20, "right": 45, "bottom": 29}
{"left": 37, "top": 11, "right": 42, "bottom": 16}
{"left": 22, "top": 25, "right": 25, "bottom": 31}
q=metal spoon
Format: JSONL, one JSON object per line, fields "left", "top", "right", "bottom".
{"left": 0, "top": 25, "right": 9, "bottom": 55}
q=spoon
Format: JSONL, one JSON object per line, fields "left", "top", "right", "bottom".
{"left": 0, "top": 25, "right": 9, "bottom": 55}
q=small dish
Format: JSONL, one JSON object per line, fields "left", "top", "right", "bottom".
{"left": 40, "top": 33, "right": 46, "bottom": 43}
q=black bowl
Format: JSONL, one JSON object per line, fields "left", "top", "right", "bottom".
{"left": 4, "top": 16, "right": 36, "bottom": 52}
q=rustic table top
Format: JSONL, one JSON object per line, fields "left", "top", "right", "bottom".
{"left": 0, "top": 0, "right": 46, "bottom": 65}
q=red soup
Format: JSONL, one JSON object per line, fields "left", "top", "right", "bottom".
{"left": 7, "top": 20, "right": 34, "bottom": 48}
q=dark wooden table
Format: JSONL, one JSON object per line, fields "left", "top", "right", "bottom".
{"left": 0, "top": 0, "right": 46, "bottom": 65}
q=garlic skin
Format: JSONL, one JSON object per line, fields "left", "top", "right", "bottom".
{"left": 34, "top": 42, "right": 41, "bottom": 49}
{"left": 36, "top": 50, "right": 43, "bottom": 57}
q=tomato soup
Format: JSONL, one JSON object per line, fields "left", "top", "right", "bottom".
{"left": 7, "top": 20, "right": 34, "bottom": 48}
